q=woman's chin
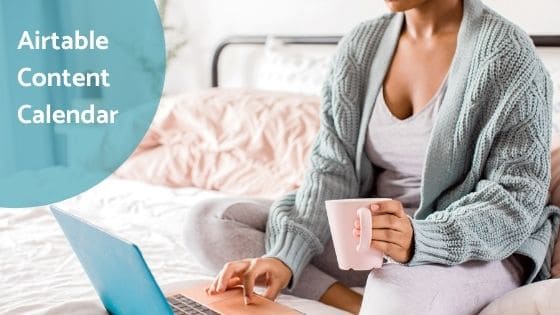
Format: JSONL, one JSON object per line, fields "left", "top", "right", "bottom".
{"left": 385, "top": 4, "right": 411, "bottom": 13}
{"left": 384, "top": 0, "right": 425, "bottom": 12}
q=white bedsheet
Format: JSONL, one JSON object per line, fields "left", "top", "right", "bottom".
{"left": 0, "top": 177, "right": 346, "bottom": 315}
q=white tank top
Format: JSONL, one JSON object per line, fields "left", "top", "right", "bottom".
{"left": 365, "top": 78, "right": 448, "bottom": 216}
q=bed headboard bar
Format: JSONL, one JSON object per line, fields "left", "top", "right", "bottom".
{"left": 211, "top": 35, "right": 560, "bottom": 88}
{"left": 211, "top": 35, "right": 342, "bottom": 87}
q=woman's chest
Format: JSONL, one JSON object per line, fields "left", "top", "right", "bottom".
{"left": 383, "top": 34, "right": 456, "bottom": 120}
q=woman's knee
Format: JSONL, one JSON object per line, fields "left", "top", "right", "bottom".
{"left": 360, "top": 272, "right": 411, "bottom": 315}
{"left": 183, "top": 199, "right": 222, "bottom": 238}
{"left": 183, "top": 198, "right": 233, "bottom": 271}
{"left": 183, "top": 197, "right": 270, "bottom": 273}
{"left": 360, "top": 267, "right": 438, "bottom": 315}
{"left": 183, "top": 197, "right": 268, "bottom": 240}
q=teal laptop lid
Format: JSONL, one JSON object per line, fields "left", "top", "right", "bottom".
{"left": 50, "top": 206, "right": 173, "bottom": 315}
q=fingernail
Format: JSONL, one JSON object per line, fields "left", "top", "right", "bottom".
{"left": 244, "top": 296, "right": 249, "bottom": 305}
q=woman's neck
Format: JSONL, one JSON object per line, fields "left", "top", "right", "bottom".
{"left": 403, "top": 0, "right": 463, "bottom": 39}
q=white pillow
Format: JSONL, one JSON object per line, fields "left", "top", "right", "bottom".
{"left": 252, "top": 38, "right": 333, "bottom": 96}
{"left": 478, "top": 279, "right": 560, "bottom": 315}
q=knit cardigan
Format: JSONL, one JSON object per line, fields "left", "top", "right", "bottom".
{"left": 264, "top": 0, "right": 560, "bottom": 288}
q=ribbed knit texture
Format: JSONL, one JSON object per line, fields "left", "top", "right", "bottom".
{"left": 264, "top": 0, "right": 560, "bottom": 288}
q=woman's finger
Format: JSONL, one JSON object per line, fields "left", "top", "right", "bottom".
{"left": 371, "top": 200, "right": 405, "bottom": 218}
{"left": 371, "top": 240, "right": 390, "bottom": 253}
{"left": 356, "top": 214, "right": 401, "bottom": 237}
{"left": 218, "top": 261, "right": 249, "bottom": 293}
{"left": 209, "top": 276, "right": 242, "bottom": 294}
{"left": 353, "top": 227, "right": 361, "bottom": 238}
{"left": 207, "top": 276, "right": 219, "bottom": 295}
{"left": 371, "top": 228, "right": 402, "bottom": 245}
{"left": 208, "top": 267, "right": 228, "bottom": 295}
{"left": 262, "top": 275, "right": 284, "bottom": 301}
{"left": 227, "top": 276, "right": 242, "bottom": 288}
{"left": 371, "top": 214, "right": 401, "bottom": 231}
{"left": 372, "top": 237, "right": 413, "bottom": 263}
{"left": 242, "top": 259, "right": 263, "bottom": 304}
{"left": 208, "top": 260, "right": 247, "bottom": 295}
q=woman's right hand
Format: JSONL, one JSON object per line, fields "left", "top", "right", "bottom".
{"left": 206, "top": 257, "right": 292, "bottom": 304}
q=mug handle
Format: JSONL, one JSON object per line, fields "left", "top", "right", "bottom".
{"left": 356, "top": 207, "right": 372, "bottom": 253}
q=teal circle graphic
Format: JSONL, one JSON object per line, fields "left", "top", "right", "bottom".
{"left": 0, "top": 0, "right": 165, "bottom": 207}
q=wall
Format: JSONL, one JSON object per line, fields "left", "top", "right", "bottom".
{"left": 164, "top": 0, "right": 560, "bottom": 94}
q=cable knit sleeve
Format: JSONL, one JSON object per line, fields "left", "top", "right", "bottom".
{"left": 409, "top": 47, "right": 554, "bottom": 273}
{"left": 262, "top": 32, "right": 371, "bottom": 287}
{"left": 263, "top": 69, "right": 361, "bottom": 288}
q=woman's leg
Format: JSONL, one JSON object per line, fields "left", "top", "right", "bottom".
{"left": 309, "top": 238, "right": 370, "bottom": 288}
{"left": 296, "top": 237, "right": 370, "bottom": 306}
{"left": 183, "top": 196, "right": 369, "bottom": 301}
{"left": 183, "top": 197, "right": 272, "bottom": 272}
{"left": 360, "top": 256, "right": 526, "bottom": 315}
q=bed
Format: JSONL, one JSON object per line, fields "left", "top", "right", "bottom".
{"left": 0, "top": 177, "right": 348, "bottom": 314}
{"left": 2, "top": 34, "right": 560, "bottom": 315}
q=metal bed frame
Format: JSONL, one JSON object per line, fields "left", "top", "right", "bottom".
{"left": 211, "top": 35, "right": 560, "bottom": 88}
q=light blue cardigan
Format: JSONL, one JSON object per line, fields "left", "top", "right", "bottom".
{"left": 265, "top": 0, "right": 560, "bottom": 287}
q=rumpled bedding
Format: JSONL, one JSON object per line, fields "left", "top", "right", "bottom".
{"left": 115, "top": 88, "right": 321, "bottom": 199}
{"left": 0, "top": 177, "right": 345, "bottom": 315}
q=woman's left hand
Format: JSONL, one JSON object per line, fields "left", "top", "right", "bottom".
{"left": 353, "top": 200, "right": 414, "bottom": 263}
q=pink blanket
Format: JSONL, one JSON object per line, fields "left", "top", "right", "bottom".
{"left": 116, "top": 88, "right": 321, "bottom": 199}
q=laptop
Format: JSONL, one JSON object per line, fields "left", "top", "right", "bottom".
{"left": 50, "top": 206, "right": 300, "bottom": 315}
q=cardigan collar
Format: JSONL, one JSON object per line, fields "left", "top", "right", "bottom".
{"left": 355, "top": 0, "right": 485, "bottom": 218}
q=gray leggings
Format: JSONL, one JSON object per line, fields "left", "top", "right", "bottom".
{"left": 184, "top": 197, "right": 527, "bottom": 314}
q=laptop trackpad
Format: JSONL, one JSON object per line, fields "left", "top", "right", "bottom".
{"left": 178, "top": 283, "right": 300, "bottom": 314}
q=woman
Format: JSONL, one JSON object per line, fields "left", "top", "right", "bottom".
{"left": 185, "top": 0, "right": 558, "bottom": 313}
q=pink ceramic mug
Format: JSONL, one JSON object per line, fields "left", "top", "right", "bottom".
{"left": 325, "top": 198, "right": 388, "bottom": 270}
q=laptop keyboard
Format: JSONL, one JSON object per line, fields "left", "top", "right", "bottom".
{"left": 167, "top": 294, "right": 220, "bottom": 315}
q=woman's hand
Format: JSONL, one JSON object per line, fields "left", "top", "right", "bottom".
{"left": 206, "top": 257, "right": 292, "bottom": 304}
{"left": 353, "top": 200, "right": 414, "bottom": 263}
